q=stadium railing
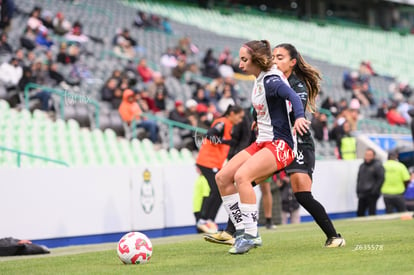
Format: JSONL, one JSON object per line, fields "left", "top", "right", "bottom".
{"left": 23, "top": 83, "right": 101, "bottom": 128}
{"left": 0, "top": 145, "right": 69, "bottom": 167}
{"left": 136, "top": 113, "right": 207, "bottom": 148}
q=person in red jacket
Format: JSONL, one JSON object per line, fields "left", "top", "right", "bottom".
{"left": 136, "top": 58, "right": 153, "bottom": 83}
{"left": 386, "top": 103, "right": 406, "bottom": 126}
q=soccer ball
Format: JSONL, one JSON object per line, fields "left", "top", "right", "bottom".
{"left": 117, "top": 232, "right": 153, "bottom": 264}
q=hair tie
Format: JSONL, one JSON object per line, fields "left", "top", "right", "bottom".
{"left": 243, "top": 44, "right": 253, "bottom": 53}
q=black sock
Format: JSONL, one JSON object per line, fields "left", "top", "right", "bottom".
{"left": 266, "top": 218, "right": 272, "bottom": 225}
{"left": 295, "top": 192, "right": 338, "bottom": 238}
{"left": 224, "top": 217, "right": 236, "bottom": 235}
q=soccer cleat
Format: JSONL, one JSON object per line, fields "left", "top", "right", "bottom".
{"left": 197, "top": 220, "right": 217, "bottom": 234}
{"left": 206, "top": 220, "right": 218, "bottom": 232}
{"left": 324, "top": 234, "right": 346, "bottom": 248}
{"left": 251, "top": 235, "right": 262, "bottom": 247}
{"left": 265, "top": 223, "right": 277, "bottom": 230}
{"left": 228, "top": 234, "right": 261, "bottom": 254}
{"left": 204, "top": 231, "right": 235, "bottom": 245}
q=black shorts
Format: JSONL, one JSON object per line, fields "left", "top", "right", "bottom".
{"left": 285, "top": 146, "right": 315, "bottom": 179}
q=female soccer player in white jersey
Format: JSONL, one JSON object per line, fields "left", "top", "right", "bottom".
{"left": 273, "top": 43, "right": 345, "bottom": 248}
{"left": 215, "top": 40, "right": 310, "bottom": 254}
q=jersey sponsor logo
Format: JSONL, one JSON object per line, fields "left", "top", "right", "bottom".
{"left": 295, "top": 149, "right": 304, "bottom": 165}
{"left": 273, "top": 140, "right": 293, "bottom": 168}
{"left": 253, "top": 103, "right": 266, "bottom": 116}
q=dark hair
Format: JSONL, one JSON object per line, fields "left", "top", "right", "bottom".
{"left": 366, "top": 147, "right": 376, "bottom": 156}
{"left": 243, "top": 40, "right": 273, "bottom": 71}
{"left": 274, "top": 43, "right": 322, "bottom": 113}
{"left": 222, "top": 104, "right": 244, "bottom": 117}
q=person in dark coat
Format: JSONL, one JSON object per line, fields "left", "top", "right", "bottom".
{"left": 356, "top": 148, "right": 385, "bottom": 216}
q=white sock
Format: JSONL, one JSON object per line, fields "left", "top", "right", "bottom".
{"left": 240, "top": 203, "right": 258, "bottom": 237}
{"left": 222, "top": 193, "right": 244, "bottom": 231}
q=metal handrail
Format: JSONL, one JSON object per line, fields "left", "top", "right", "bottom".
{"left": 137, "top": 113, "right": 208, "bottom": 148}
{"left": 23, "top": 83, "right": 101, "bottom": 128}
{"left": 0, "top": 146, "right": 69, "bottom": 167}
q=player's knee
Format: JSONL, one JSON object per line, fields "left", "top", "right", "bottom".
{"left": 234, "top": 170, "right": 250, "bottom": 186}
{"left": 215, "top": 170, "right": 228, "bottom": 188}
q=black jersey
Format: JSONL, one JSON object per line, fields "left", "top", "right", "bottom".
{"left": 288, "top": 74, "right": 315, "bottom": 150}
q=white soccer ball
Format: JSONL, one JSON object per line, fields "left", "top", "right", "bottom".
{"left": 117, "top": 232, "right": 153, "bottom": 264}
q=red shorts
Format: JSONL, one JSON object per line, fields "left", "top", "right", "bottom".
{"left": 245, "top": 140, "right": 295, "bottom": 170}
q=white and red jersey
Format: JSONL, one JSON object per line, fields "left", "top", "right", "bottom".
{"left": 251, "top": 66, "right": 304, "bottom": 153}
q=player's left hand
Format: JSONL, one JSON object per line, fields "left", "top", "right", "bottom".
{"left": 293, "top": 117, "right": 310, "bottom": 136}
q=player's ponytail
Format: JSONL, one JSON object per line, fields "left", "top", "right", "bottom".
{"left": 275, "top": 43, "right": 321, "bottom": 113}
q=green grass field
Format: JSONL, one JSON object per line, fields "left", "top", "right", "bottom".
{"left": 1, "top": 215, "right": 413, "bottom": 275}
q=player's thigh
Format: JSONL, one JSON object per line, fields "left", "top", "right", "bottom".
{"left": 216, "top": 150, "right": 251, "bottom": 184}
{"left": 290, "top": 172, "right": 312, "bottom": 192}
{"left": 235, "top": 148, "right": 277, "bottom": 184}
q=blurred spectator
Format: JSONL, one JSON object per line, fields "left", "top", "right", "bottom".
{"left": 35, "top": 26, "right": 53, "bottom": 50}
{"left": 133, "top": 10, "right": 150, "bottom": 28}
{"left": 311, "top": 111, "right": 329, "bottom": 142}
{"left": 118, "top": 89, "right": 159, "bottom": 143}
{"left": 113, "top": 28, "right": 137, "bottom": 47}
{"left": 336, "top": 120, "right": 356, "bottom": 160}
{"left": 276, "top": 171, "right": 300, "bottom": 224}
{"left": 147, "top": 72, "right": 168, "bottom": 99}
{"left": 65, "top": 22, "right": 88, "bottom": 45}
{"left": 56, "top": 43, "right": 78, "bottom": 64}
{"left": 153, "top": 90, "right": 166, "bottom": 113}
{"left": 172, "top": 57, "right": 187, "bottom": 80}
{"left": 381, "top": 150, "right": 410, "bottom": 213}
{"left": 389, "top": 80, "right": 413, "bottom": 100}
{"left": 100, "top": 78, "right": 118, "bottom": 107}
{"left": 218, "top": 57, "right": 235, "bottom": 79}
{"left": 0, "top": 32, "right": 13, "bottom": 56}
{"left": 139, "top": 88, "right": 158, "bottom": 113}
{"left": 320, "top": 96, "right": 339, "bottom": 117}
{"left": 160, "top": 47, "right": 178, "bottom": 69}
{"left": 409, "top": 108, "right": 414, "bottom": 144}
{"left": 404, "top": 167, "right": 414, "bottom": 211}
{"left": 161, "top": 17, "right": 173, "bottom": 34}
{"left": 375, "top": 99, "right": 389, "bottom": 119}
{"left": 41, "top": 10, "right": 54, "bottom": 29}
{"left": 169, "top": 100, "right": 196, "bottom": 147}
{"left": 52, "top": 12, "right": 71, "bottom": 36}
{"left": 0, "top": 0, "right": 15, "bottom": 32}
{"left": 169, "top": 100, "right": 195, "bottom": 127}
{"left": 398, "top": 81, "right": 412, "bottom": 99}
{"left": 0, "top": 57, "right": 22, "bottom": 88}
{"left": 202, "top": 48, "right": 219, "bottom": 79}
{"left": 20, "top": 27, "right": 37, "bottom": 51}
{"left": 27, "top": 6, "right": 43, "bottom": 32}
{"left": 193, "top": 86, "right": 210, "bottom": 107}
{"left": 344, "top": 98, "right": 360, "bottom": 131}
{"left": 359, "top": 61, "right": 376, "bottom": 76}
{"left": 136, "top": 58, "right": 153, "bottom": 83}
{"left": 218, "top": 47, "right": 231, "bottom": 65}
{"left": 386, "top": 103, "right": 406, "bottom": 126}
{"left": 356, "top": 148, "right": 385, "bottom": 216}
{"left": 343, "top": 71, "right": 374, "bottom": 107}
{"left": 113, "top": 39, "right": 135, "bottom": 60}
{"left": 193, "top": 166, "right": 210, "bottom": 231}
{"left": 0, "top": 237, "right": 49, "bottom": 256}
{"left": 178, "top": 36, "right": 198, "bottom": 57}
{"left": 217, "top": 84, "right": 235, "bottom": 113}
